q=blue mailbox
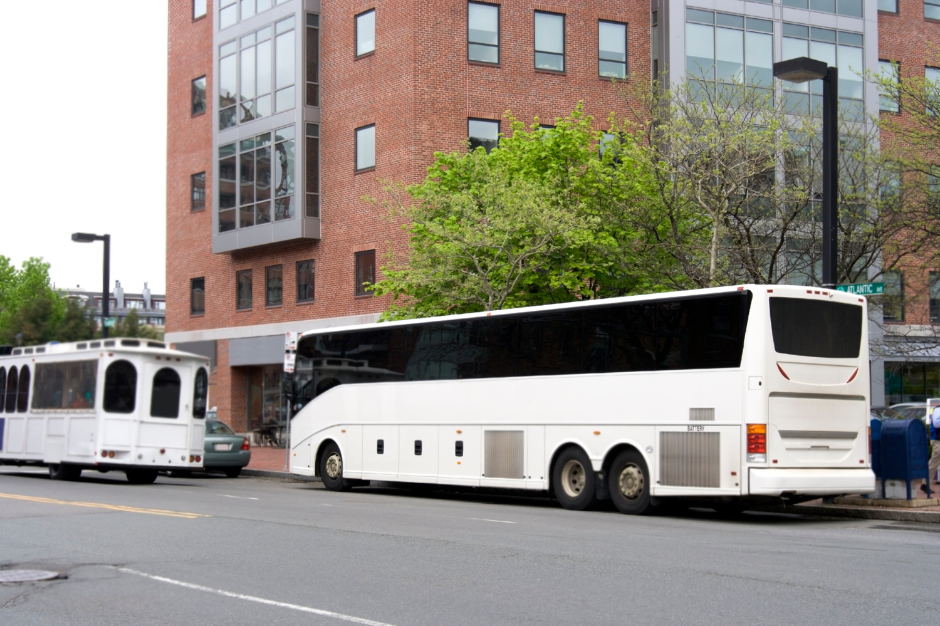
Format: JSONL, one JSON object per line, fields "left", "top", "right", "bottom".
{"left": 870, "top": 418, "right": 883, "bottom": 479}
{"left": 880, "top": 419, "right": 930, "bottom": 499}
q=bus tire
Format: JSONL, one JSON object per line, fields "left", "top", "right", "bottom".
{"left": 49, "top": 464, "right": 81, "bottom": 481}
{"left": 552, "top": 446, "right": 596, "bottom": 511}
{"left": 125, "top": 469, "right": 158, "bottom": 485}
{"left": 319, "top": 442, "right": 349, "bottom": 492}
{"left": 223, "top": 467, "right": 242, "bottom": 478}
{"left": 608, "top": 449, "right": 651, "bottom": 515}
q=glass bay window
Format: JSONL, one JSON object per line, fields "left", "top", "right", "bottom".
{"left": 685, "top": 10, "right": 773, "bottom": 93}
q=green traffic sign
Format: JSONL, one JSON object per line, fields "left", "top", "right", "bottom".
{"left": 836, "top": 282, "right": 884, "bottom": 295}
{"left": 103, "top": 318, "right": 117, "bottom": 328}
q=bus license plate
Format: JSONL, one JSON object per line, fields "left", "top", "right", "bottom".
{"left": 214, "top": 443, "right": 231, "bottom": 451}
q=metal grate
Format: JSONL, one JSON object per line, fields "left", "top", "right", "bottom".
{"left": 484, "top": 431, "right": 524, "bottom": 479}
{"left": 689, "top": 408, "right": 715, "bottom": 421}
{"left": 660, "top": 432, "right": 720, "bottom": 488}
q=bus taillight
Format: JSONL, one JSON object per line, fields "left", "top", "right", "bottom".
{"left": 747, "top": 424, "right": 766, "bottom": 463}
{"left": 241, "top": 438, "right": 250, "bottom": 451}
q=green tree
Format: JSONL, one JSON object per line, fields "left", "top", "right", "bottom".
{"left": 0, "top": 257, "right": 67, "bottom": 345}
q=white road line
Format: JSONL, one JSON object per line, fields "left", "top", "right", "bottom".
{"left": 471, "top": 518, "right": 516, "bottom": 524}
{"left": 115, "top": 567, "right": 396, "bottom": 626}
{"left": 220, "top": 494, "right": 259, "bottom": 500}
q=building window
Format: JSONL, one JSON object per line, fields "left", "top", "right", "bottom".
{"left": 355, "top": 250, "right": 376, "bottom": 296}
{"left": 534, "top": 11, "right": 565, "bottom": 72}
{"left": 781, "top": 23, "right": 864, "bottom": 120}
{"left": 879, "top": 60, "right": 900, "bottom": 112}
{"left": 883, "top": 271, "right": 904, "bottom": 322}
{"left": 686, "top": 11, "right": 774, "bottom": 93}
{"left": 652, "top": 11, "right": 659, "bottom": 80}
{"left": 598, "top": 21, "right": 627, "bottom": 79}
{"left": 356, "top": 125, "right": 376, "bottom": 171}
{"left": 191, "top": 278, "right": 205, "bottom": 315}
{"left": 305, "top": 123, "right": 320, "bottom": 217}
{"left": 884, "top": 362, "right": 940, "bottom": 405}
{"left": 927, "top": 67, "right": 940, "bottom": 116}
{"left": 237, "top": 270, "right": 253, "bottom": 310}
{"left": 306, "top": 14, "right": 320, "bottom": 106}
{"left": 468, "top": 2, "right": 499, "bottom": 64}
{"left": 782, "top": 0, "right": 862, "bottom": 16}
{"left": 193, "top": 0, "right": 207, "bottom": 20}
{"left": 218, "top": 125, "right": 294, "bottom": 233}
{"left": 930, "top": 272, "right": 940, "bottom": 323}
{"left": 468, "top": 119, "right": 499, "bottom": 153}
{"left": 356, "top": 9, "right": 375, "bottom": 57}
{"left": 266, "top": 265, "right": 283, "bottom": 306}
{"left": 220, "top": 0, "right": 290, "bottom": 30}
{"left": 218, "top": 17, "right": 295, "bottom": 130}
{"left": 879, "top": 0, "right": 898, "bottom": 11}
{"left": 297, "top": 260, "right": 315, "bottom": 302}
{"left": 191, "top": 172, "right": 206, "bottom": 211}
{"left": 192, "top": 76, "right": 207, "bottom": 116}
{"left": 928, "top": 0, "right": 940, "bottom": 19}
{"left": 220, "top": 0, "right": 237, "bottom": 29}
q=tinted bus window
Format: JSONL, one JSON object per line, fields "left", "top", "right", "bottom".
{"left": 4, "top": 367, "right": 17, "bottom": 413}
{"left": 33, "top": 361, "right": 98, "bottom": 410}
{"left": 104, "top": 360, "right": 137, "bottom": 413}
{"left": 17, "top": 366, "right": 30, "bottom": 413}
{"left": 151, "top": 368, "right": 181, "bottom": 418}
{"left": 0, "top": 367, "right": 5, "bottom": 413}
{"left": 193, "top": 368, "right": 208, "bottom": 419}
{"left": 769, "top": 298, "right": 862, "bottom": 359}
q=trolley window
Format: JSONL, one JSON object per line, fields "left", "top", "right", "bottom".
{"left": 33, "top": 360, "right": 98, "bottom": 410}
{"left": 4, "top": 367, "right": 17, "bottom": 413}
{"left": 0, "top": 367, "right": 5, "bottom": 413}
{"left": 17, "top": 366, "right": 30, "bottom": 413}
{"left": 769, "top": 297, "right": 863, "bottom": 359}
{"left": 104, "top": 360, "right": 137, "bottom": 414}
{"left": 151, "top": 368, "right": 181, "bottom": 418}
{"left": 193, "top": 368, "right": 208, "bottom": 419}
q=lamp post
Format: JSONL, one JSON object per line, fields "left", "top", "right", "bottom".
{"left": 773, "top": 57, "right": 839, "bottom": 288}
{"left": 71, "top": 233, "right": 111, "bottom": 339}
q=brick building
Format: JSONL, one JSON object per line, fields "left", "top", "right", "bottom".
{"left": 165, "top": 0, "right": 940, "bottom": 438}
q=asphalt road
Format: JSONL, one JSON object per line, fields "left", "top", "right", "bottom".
{"left": 1, "top": 467, "right": 939, "bottom": 626}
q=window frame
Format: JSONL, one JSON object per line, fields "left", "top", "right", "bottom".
{"left": 468, "top": 118, "right": 500, "bottom": 153}
{"left": 883, "top": 270, "right": 905, "bottom": 322}
{"left": 355, "top": 250, "right": 376, "bottom": 296}
{"left": 930, "top": 272, "right": 940, "bottom": 323}
{"left": 191, "top": 171, "right": 206, "bottom": 211}
{"left": 878, "top": 60, "right": 900, "bottom": 113}
{"left": 877, "top": 0, "right": 898, "bottom": 12}
{"left": 191, "top": 75, "right": 207, "bottom": 117}
{"left": 467, "top": 2, "right": 500, "bottom": 65}
{"left": 265, "top": 264, "right": 283, "bottom": 306}
{"left": 534, "top": 11, "right": 566, "bottom": 73}
{"left": 236, "top": 269, "right": 253, "bottom": 310}
{"left": 297, "top": 259, "right": 315, "bottom": 303}
{"left": 355, "top": 9, "right": 376, "bottom": 57}
{"left": 191, "top": 277, "right": 206, "bottom": 315}
{"left": 355, "top": 124, "right": 376, "bottom": 172}
{"left": 598, "top": 20, "right": 628, "bottom": 79}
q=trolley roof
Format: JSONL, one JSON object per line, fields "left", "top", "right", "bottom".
{"left": 0, "top": 338, "right": 209, "bottom": 363}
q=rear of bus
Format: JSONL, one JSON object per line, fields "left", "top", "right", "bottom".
{"left": 745, "top": 286, "right": 875, "bottom": 498}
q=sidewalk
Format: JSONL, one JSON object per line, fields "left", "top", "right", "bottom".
{"left": 246, "top": 446, "right": 290, "bottom": 472}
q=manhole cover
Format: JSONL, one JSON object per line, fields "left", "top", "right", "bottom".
{"left": 0, "top": 570, "right": 60, "bottom": 583}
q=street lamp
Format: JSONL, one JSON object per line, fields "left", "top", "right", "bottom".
{"left": 773, "top": 57, "right": 839, "bottom": 288}
{"left": 71, "top": 232, "right": 111, "bottom": 339}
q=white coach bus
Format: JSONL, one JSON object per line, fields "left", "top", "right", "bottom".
{"left": 288, "top": 285, "right": 875, "bottom": 514}
{"left": 0, "top": 339, "right": 210, "bottom": 483}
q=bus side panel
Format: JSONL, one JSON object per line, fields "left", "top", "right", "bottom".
{"left": 362, "top": 425, "right": 399, "bottom": 480}
{"left": 438, "top": 425, "right": 481, "bottom": 486}
{"left": 398, "top": 424, "right": 438, "bottom": 483}
{"left": 67, "top": 417, "right": 96, "bottom": 459}
{"left": 342, "top": 424, "right": 363, "bottom": 478}
{"left": 652, "top": 425, "right": 742, "bottom": 495}
{"left": 43, "top": 417, "right": 66, "bottom": 464}
{"left": 5, "top": 417, "right": 25, "bottom": 453}
{"left": 26, "top": 417, "right": 45, "bottom": 454}
{"left": 526, "top": 425, "right": 545, "bottom": 488}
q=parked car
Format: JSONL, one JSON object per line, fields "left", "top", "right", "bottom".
{"left": 204, "top": 419, "right": 251, "bottom": 477}
{"left": 871, "top": 406, "right": 903, "bottom": 421}
{"left": 892, "top": 404, "right": 929, "bottom": 422}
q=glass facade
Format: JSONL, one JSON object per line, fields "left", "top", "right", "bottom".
{"left": 782, "top": 0, "right": 862, "bottom": 16}
{"left": 247, "top": 365, "right": 284, "bottom": 445}
{"left": 218, "top": 125, "right": 294, "bottom": 232}
{"left": 220, "top": 0, "right": 292, "bottom": 30}
{"left": 885, "top": 362, "right": 940, "bottom": 405}
{"left": 782, "top": 25, "right": 865, "bottom": 120}
{"left": 685, "top": 10, "right": 773, "bottom": 88}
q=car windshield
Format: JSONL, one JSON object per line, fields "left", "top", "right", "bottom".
{"left": 879, "top": 408, "right": 902, "bottom": 420}
{"left": 206, "top": 420, "right": 236, "bottom": 436}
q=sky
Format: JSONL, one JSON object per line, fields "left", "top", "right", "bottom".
{"left": 0, "top": 1, "right": 169, "bottom": 295}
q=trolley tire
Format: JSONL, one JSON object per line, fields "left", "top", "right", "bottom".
{"left": 319, "top": 442, "right": 349, "bottom": 492}
{"left": 223, "top": 467, "right": 242, "bottom": 478}
{"left": 608, "top": 449, "right": 652, "bottom": 515}
{"left": 551, "top": 446, "right": 597, "bottom": 511}
{"left": 49, "top": 464, "right": 81, "bottom": 481}
{"left": 125, "top": 469, "right": 159, "bottom": 485}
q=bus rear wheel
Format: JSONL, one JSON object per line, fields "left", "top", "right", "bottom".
{"left": 608, "top": 450, "right": 651, "bottom": 515}
{"left": 49, "top": 464, "right": 81, "bottom": 481}
{"left": 319, "top": 442, "right": 349, "bottom": 492}
{"left": 552, "top": 446, "right": 596, "bottom": 511}
{"left": 125, "top": 469, "right": 158, "bottom": 484}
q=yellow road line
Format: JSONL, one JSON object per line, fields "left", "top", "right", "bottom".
{"left": 0, "top": 493, "right": 210, "bottom": 519}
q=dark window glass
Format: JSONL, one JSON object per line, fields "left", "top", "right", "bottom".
{"left": 769, "top": 298, "right": 863, "bottom": 358}
{"left": 468, "top": 2, "right": 499, "bottom": 64}
{"left": 468, "top": 119, "right": 499, "bottom": 153}
{"left": 266, "top": 265, "right": 283, "bottom": 306}
{"left": 415, "top": 440, "right": 422, "bottom": 455}
{"left": 193, "top": 368, "right": 208, "bottom": 419}
{"left": 191, "top": 172, "right": 206, "bottom": 210}
{"left": 192, "top": 76, "right": 207, "bottom": 116}
{"left": 33, "top": 361, "right": 98, "bottom": 410}
{"left": 306, "top": 15, "right": 320, "bottom": 106}
{"left": 930, "top": 272, "right": 940, "bottom": 323}
{"left": 377, "top": 439, "right": 384, "bottom": 454}
{"left": 535, "top": 11, "right": 565, "bottom": 72}
{"left": 355, "top": 250, "right": 376, "bottom": 295}
{"left": 0, "top": 367, "right": 5, "bottom": 413}
{"left": 456, "top": 441, "right": 464, "bottom": 456}
{"left": 356, "top": 9, "right": 375, "bottom": 56}
{"left": 599, "top": 21, "right": 627, "bottom": 79}
{"left": 883, "top": 271, "right": 904, "bottom": 322}
{"left": 191, "top": 277, "right": 205, "bottom": 315}
{"left": 237, "top": 269, "right": 253, "bottom": 309}
{"left": 193, "top": 0, "right": 207, "bottom": 19}
{"left": 151, "top": 368, "right": 181, "bottom": 418}
{"left": 297, "top": 260, "right": 315, "bottom": 302}
{"left": 104, "top": 360, "right": 137, "bottom": 414}
{"left": 5, "top": 367, "right": 17, "bottom": 413}
{"left": 17, "top": 366, "right": 29, "bottom": 413}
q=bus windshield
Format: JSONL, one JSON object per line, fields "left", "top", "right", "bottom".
{"left": 769, "top": 297, "right": 863, "bottom": 359}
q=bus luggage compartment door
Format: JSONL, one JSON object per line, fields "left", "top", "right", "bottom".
{"left": 767, "top": 395, "right": 867, "bottom": 468}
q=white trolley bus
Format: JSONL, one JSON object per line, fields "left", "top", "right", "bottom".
{"left": 288, "top": 285, "right": 875, "bottom": 514}
{"left": 0, "top": 339, "right": 211, "bottom": 483}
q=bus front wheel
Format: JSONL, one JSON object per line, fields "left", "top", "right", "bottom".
{"left": 125, "top": 469, "right": 158, "bottom": 484}
{"left": 552, "top": 446, "right": 597, "bottom": 511}
{"left": 319, "top": 442, "right": 349, "bottom": 492}
{"left": 608, "top": 450, "right": 651, "bottom": 515}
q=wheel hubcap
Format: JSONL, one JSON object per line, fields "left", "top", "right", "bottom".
{"left": 618, "top": 464, "right": 644, "bottom": 500}
{"left": 325, "top": 453, "right": 342, "bottom": 480}
{"left": 561, "top": 460, "right": 586, "bottom": 498}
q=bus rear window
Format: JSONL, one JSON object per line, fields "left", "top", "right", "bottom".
{"left": 769, "top": 298, "right": 862, "bottom": 359}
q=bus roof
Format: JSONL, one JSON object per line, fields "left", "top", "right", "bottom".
{"left": 0, "top": 338, "right": 209, "bottom": 363}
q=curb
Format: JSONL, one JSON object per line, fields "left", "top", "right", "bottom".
{"left": 242, "top": 468, "right": 321, "bottom": 483}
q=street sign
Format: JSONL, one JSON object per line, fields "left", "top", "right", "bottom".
{"left": 284, "top": 352, "right": 295, "bottom": 374}
{"left": 836, "top": 282, "right": 884, "bottom": 295}
{"left": 285, "top": 331, "right": 298, "bottom": 351}
{"left": 103, "top": 318, "right": 116, "bottom": 328}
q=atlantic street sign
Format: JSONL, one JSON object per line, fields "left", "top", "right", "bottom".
{"left": 836, "top": 282, "right": 884, "bottom": 295}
